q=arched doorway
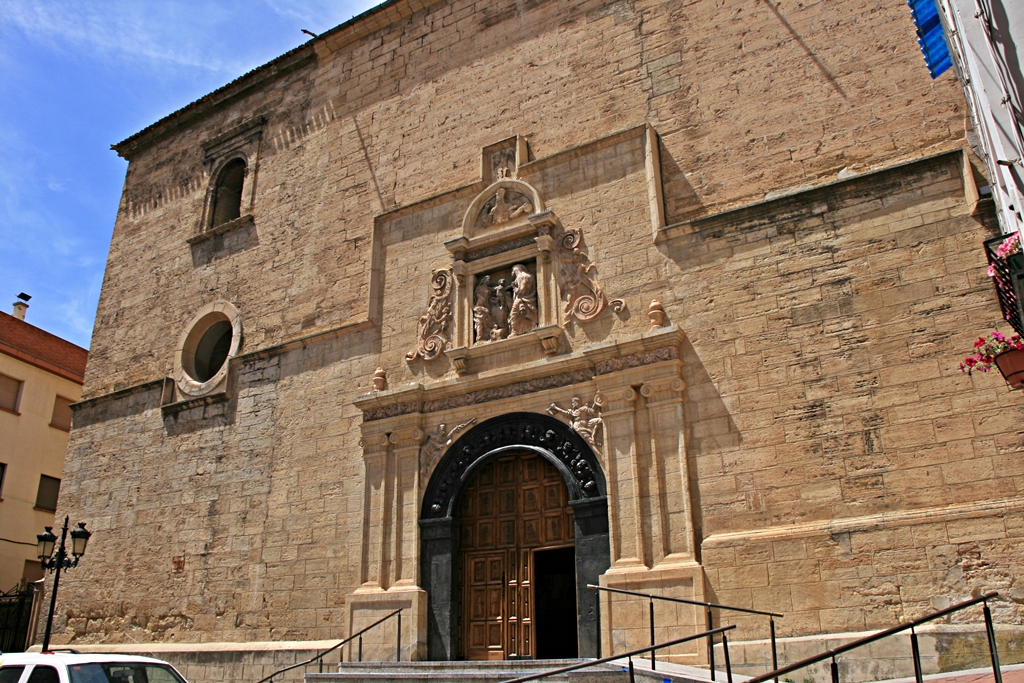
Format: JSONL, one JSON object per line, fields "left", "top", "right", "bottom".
{"left": 459, "top": 451, "right": 577, "bottom": 660}
{"left": 420, "top": 413, "right": 610, "bottom": 661}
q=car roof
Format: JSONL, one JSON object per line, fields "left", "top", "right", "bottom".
{"left": 0, "top": 653, "right": 174, "bottom": 666}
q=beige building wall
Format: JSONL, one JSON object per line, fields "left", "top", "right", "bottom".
{"left": 0, "top": 343, "right": 84, "bottom": 591}
{"left": 48, "top": 0, "right": 1024, "bottom": 681}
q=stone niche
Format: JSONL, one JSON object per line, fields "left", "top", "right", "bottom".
{"left": 442, "top": 162, "right": 564, "bottom": 374}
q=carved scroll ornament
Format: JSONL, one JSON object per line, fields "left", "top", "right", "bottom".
{"left": 407, "top": 268, "right": 454, "bottom": 362}
{"left": 555, "top": 228, "right": 625, "bottom": 323}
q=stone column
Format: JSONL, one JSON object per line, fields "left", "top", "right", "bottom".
{"left": 593, "top": 383, "right": 644, "bottom": 570}
{"left": 358, "top": 432, "right": 390, "bottom": 590}
{"left": 530, "top": 211, "right": 559, "bottom": 328}
{"left": 641, "top": 376, "right": 694, "bottom": 565}
{"left": 389, "top": 427, "right": 423, "bottom": 587}
{"left": 351, "top": 420, "right": 428, "bottom": 661}
{"left": 451, "top": 259, "right": 471, "bottom": 350}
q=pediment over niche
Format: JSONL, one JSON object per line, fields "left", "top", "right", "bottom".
{"left": 457, "top": 177, "right": 545, "bottom": 247}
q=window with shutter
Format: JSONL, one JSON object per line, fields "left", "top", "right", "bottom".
{"left": 50, "top": 395, "right": 74, "bottom": 431}
{"left": 35, "top": 475, "right": 60, "bottom": 511}
{"left": 0, "top": 374, "right": 22, "bottom": 413}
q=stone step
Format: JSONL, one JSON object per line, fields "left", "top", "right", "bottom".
{"left": 307, "top": 657, "right": 738, "bottom": 683}
{"left": 308, "top": 659, "right": 618, "bottom": 683}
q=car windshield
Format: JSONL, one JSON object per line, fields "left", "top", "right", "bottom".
{"left": 68, "top": 664, "right": 185, "bottom": 683}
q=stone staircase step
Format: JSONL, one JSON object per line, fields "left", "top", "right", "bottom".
{"left": 306, "top": 658, "right": 742, "bottom": 683}
{"left": 308, "top": 659, "right": 626, "bottom": 683}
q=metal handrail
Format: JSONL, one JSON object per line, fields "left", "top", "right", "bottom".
{"left": 589, "top": 584, "right": 783, "bottom": 677}
{"left": 499, "top": 624, "right": 737, "bottom": 683}
{"left": 256, "top": 608, "right": 402, "bottom": 683}
{"left": 744, "top": 592, "right": 1002, "bottom": 683}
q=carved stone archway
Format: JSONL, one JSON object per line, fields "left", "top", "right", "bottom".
{"left": 419, "top": 412, "right": 610, "bottom": 660}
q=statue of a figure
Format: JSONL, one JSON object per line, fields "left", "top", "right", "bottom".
{"left": 489, "top": 278, "right": 511, "bottom": 340}
{"left": 473, "top": 275, "right": 494, "bottom": 344}
{"left": 420, "top": 418, "right": 477, "bottom": 478}
{"left": 508, "top": 264, "right": 538, "bottom": 336}
{"left": 488, "top": 187, "right": 532, "bottom": 225}
{"left": 548, "top": 396, "right": 604, "bottom": 448}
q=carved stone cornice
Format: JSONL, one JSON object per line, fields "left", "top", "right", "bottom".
{"left": 596, "top": 346, "right": 678, "bottom": 375}
{"left": 426, "top": 369, "right": 594, "bottom": 414}
{"left": 354, "top": 325, "right": 688, "bottom": 422}
{"left": 583, "top": 325, "right": 684, "bottom": 374}
{"left": 362, "top": 400, "right": 423, "bottom": 422}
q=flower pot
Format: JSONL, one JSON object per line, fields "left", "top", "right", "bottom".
{"left": 994, "top": 349, "right": 1024, "bottom": 389}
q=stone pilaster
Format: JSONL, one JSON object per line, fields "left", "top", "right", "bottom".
{"left": 451, "top": 258, "right": 471, "bottom": 350}
{"left": 593, "top": 383, "right": 644, "bottom": 570}
{"left": 641, "top": 375, "right": 694, "bottom": 566}
{"left": 389, "top": 427, "right": 423, "bottom": 587}
{"left": 357, "top": 432, "right": 390, "bottom": 591}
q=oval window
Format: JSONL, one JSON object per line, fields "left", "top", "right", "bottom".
{"left": 175, "top": 302, "right": 242, "bottom": 396}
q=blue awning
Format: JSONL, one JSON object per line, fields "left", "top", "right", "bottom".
{"left": 908, "top": 0, "right": 952, "bottom": 78}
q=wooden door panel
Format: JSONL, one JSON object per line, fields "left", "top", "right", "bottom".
{"left": 459, "top": 453, "right": 575, "bottom": 660}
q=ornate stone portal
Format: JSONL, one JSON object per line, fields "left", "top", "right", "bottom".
{"left": 352, "top": 322, "right": 699, "bottom": 662}
{"left": 350, "top": 137, "right": 700, "bottom": 664}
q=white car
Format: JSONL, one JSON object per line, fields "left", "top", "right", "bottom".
{"left": 0, "top": 652, "right": 188, "bottom": 683}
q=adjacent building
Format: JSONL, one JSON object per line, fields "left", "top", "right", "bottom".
{"left": 0, "top": 302, "right": 88, "bottom": 648}
{"left": 51, "top": 1, "right": 1023, "bottom": 682}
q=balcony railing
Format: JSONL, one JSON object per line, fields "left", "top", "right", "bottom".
{"left": 984, "top": 234, "right": 1024, "bottom": 335}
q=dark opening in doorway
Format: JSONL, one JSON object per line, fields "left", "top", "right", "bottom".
{"left": 533, "top": 546, "right": 578, "bottom": 659}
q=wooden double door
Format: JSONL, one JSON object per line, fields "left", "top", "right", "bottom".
{"left": 458, "top": 452, "right": 578, "bottom": 660}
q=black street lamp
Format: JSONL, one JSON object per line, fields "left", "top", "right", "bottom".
{"left": 36, "top": 516, "right": 91, "bottom": 652}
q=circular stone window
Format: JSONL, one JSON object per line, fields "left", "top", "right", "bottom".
{"left": 174, "top": 301, "right": 242, "bottom": 397}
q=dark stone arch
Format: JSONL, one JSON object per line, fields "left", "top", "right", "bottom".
{"left": 419, "top": 412, "right": 610, "bottom": 660}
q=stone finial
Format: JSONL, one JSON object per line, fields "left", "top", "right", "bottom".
{"left": 372, "top": 367, "right": 388, "bottom": 391}
{"left": 648, "top": 300, "right": 666, "bottom": 329}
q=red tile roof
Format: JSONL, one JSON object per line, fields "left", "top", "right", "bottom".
{"left": 0, "top": 312, "right": 88, "bottom": 384}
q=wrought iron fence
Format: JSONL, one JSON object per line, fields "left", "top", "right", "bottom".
{"left": 0, "top": 583, "right": 38, "bottom": 652}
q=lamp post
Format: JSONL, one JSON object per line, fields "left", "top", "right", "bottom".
{"left": 36, "top": 516, "right": 91, "bottom": 652}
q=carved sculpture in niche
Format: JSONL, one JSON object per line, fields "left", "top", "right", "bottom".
{"left": 472, "top": 263, "right": 538, "bottom": 344}
{"left": 548, "top": 395, "right": 605, "bottom": 448}
{"left": 407, "top": 268, "right": 454, "bottom": 362}
{"left": 479, "top": 187, "right": 534, "bottom": 228}
{"left": 473, "top": 275, "right": 494, "bottom": 343}
{"left": 419, "top": 418, "right": 477, "bottom": 480}
{"left": 490, "top": 278, "right": 511, "bottom": 339}
{"left": 555, "top": 228, "right": 626, "bottom": 323}
{"left": 508, "top": 264, "right": 538, "bottom": 336}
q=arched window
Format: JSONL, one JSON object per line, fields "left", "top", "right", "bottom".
{"left": 210, "top": 158, "right": 246, "bottom": 227}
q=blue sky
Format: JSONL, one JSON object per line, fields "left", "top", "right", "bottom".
{"left": 0, "top": 0, "right": 380, "bottom": 349}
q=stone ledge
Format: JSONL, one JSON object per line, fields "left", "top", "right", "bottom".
{"left": 186, "top": 214, "right": 254, "bottom": 246}
{"left": 160, "top": 388, "right": 230, "bottom": 416}
{"left": 702, "top": 495, "right": 1024, "bottom": 548}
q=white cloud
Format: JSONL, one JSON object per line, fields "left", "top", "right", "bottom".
{"left": 0, "top": 1, "right": 249, "bottom": 75}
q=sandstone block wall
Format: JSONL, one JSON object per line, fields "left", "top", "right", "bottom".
{"left": 54, "top": 0, "right": 1024, "bottom": 678}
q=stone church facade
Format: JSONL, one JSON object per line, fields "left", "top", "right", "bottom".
{"left": 59, "top": 0, "right": 1022, "bottom": 679}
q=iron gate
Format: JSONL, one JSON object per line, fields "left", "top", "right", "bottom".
{"left": 0, "top": 584, "right": 38, "bottom": 652}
